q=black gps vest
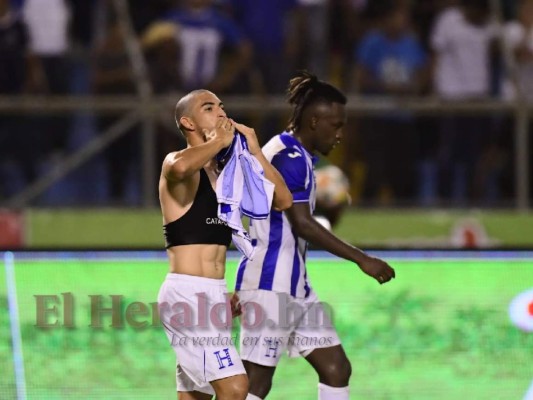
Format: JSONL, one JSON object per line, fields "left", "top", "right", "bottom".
{"left": 163, "top": 169, "right": 232, "bottom": 248}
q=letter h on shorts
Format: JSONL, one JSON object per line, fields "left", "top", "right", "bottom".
{"left": 213, "top": 348, "right": 234, "bottom": 369}
{"left": 264, "top": 338, "right": 280, "bottom": 358}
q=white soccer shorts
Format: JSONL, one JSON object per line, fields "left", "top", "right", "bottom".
{"left": 158, "top": 273, "right": 246, "bottom": 394}
{"left": 238, "top": 289, "right": 341, "bottom": 367}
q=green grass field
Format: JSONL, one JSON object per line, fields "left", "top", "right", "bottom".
{"left": 25, "top": 209, "right": 533, "bottom": 248}
{"left": 1, "top": 253, "right": 533, "bottom": 399}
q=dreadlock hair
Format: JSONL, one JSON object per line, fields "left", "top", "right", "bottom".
{"left": 286, "top": 71, "right": 347, "bottom": 132}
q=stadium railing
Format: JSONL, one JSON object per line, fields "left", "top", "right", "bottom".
{"left": 0, "top": 95, "right": 530, "bottom": 210}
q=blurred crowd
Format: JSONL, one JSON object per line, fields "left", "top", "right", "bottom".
{"left": 0, "top": 0, "right": 532, "bottom": 207}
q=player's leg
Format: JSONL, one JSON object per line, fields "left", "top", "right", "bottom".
{"left": 175, "top": 363, "right": 215, "bottom": 400}
{"left": 178, "top": 390, "right": 213, "bottom": 400}
{"left": 210, "top": 374, "right": 248, "bottom": 400}
{"left": 176, "top": 353, "right": 247, "bottom": 400}
{"left": 202, "top": 283, "right": 248, "bottom": 400}
{"left": 293, "top": 290, "right": 351, "bottom": 399}
{"left": 305, "top": 345, "right": 351, "bottom": 399}
{"left": 181, "top": 371, "right": 264, "bottom": 400}
{"left": 242, "top": 360, "right": 276, "bottom": 399}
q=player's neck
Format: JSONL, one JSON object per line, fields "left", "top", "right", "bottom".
{"left": 293, "top": 132, "right": 315, "bottom": 155}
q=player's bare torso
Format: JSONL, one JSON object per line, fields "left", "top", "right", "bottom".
{"left": 159, "top": 157, "right": 226, "bottom": 279}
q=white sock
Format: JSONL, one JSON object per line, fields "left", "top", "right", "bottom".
{"left": 245, "top": 394, "right": 263, "bottom": 400}
{"left": 318, "top": 383, "right": 349, "bottom": 400}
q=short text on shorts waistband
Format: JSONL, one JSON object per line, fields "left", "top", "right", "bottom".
{"left": 165, "top": 273, "right": 227, "bottom": 287}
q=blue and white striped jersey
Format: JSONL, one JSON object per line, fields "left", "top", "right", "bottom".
{"left": 235, "top": 131, "right": 318, "bottom": 298}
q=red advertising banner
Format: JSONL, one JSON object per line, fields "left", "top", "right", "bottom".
{"left": 0, "top": 210, "right": 25, "bottom": 248}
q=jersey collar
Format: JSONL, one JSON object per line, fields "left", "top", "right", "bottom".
{"left": 281, "top": 131, "right": 319, "bottom": 166}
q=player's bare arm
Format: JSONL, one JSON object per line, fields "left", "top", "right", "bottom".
{"left": 285, "top": 202, "right": 395, "bottom": 284}
{"left": 233, "top": 121, "right": 293, "bottom": 211}
{"left": 163, "top": 117, "right": 235, "bottom": 182}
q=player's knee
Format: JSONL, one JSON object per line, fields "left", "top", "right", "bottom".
{"left": 216, "top": 374, "right": 249, "bottom": 400}
{"left": 244, "top": 361, "right": 275, "bottom": 398}
{"left": 248, "top": 376, "right": 273, "bottom": 399}
{"left": 319, "top": 359, "right": 352, "bottom": 387}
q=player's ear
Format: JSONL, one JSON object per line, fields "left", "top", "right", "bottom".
{"left": 311, "top": 116, "right": 318, "bottom": 129}
{"left": 179, "top": 116, "right": 194, "bottom": 132}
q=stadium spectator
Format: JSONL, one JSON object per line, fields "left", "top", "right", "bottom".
{"left": 431, "top": 0, "right": 496, "bottom": 100}
{"left": 502, "top": 0, "right": 533, "bottom": 198}
{"left": 90, "top": 13, "right": 140, "bottom": 204}
{"left": 224, "top": 0, "right": 306, "bottom": 145}
{"left": 23, "top": 0, "right": 72, "bottom": 159}
{"left": 408, "top": 0, "right": 451, "bottom": 206}
{"left": 0, "top": 0, "right": 46, "bottom": 197}
{"left": 163, "top": 0, "right": 252, "bottom": 93}
{"left": 1, "top": 0, "right": 521, "bottom": 207}
{"left": 328, "top": 0, "right": 369, "bottom": 88}
{"left": 294, "top": 0, "right": 329, "bottom": 79}
{"left": 127, "top": 0, "right": 174, "bottom": 34}
{"left": 90, "top": 0, "right": 174, "bottom": 45}
{"left": 0, "top": 0, "right": 43, "bottom": 96}
{"left": 427, "top": 0, "right": 498, "bottom": 204}
{"left": 69, "top": 0, "right": 97, "bottom": 49}
{"left": 142, "top": 21, "right": 182, "bottom": 94}
{"left": 141, "top": 21, "right": 186, "bottom": 189}
{"left": 225, "top": 0, "right": 300, "bottom": 94}
{"left": 503, "top": 0, "right": 533, "bottom": 101}
{"left": 411, "top": 0, "right": 446, "bottom": 51}
{"left": 352, "top": 2, "right": 428, "bottom": 204}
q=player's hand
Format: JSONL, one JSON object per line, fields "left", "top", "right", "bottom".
{"left": 229, "top": 292, "right": 242, "bottom": 318}
{"left": 357, "top": 255, "right": 395, "bottom": 285}
{"left": 205, "top": 117, "right": 235, "bottom": 148}
{"left": 232, "top": 121, "right": 261, "bottom": 156}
